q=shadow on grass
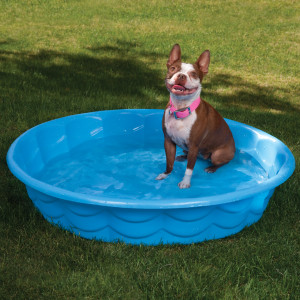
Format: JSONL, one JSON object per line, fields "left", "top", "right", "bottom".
{"left": 86, "top": 39, "right": 167, "bottom": 61}
{"left": 204, "top": 73, "right": 299, "bottom": 114}
{"left": 0, "top": 45, "right": 166, "bottom": 116}
{"left": 0, "top": 41, "right": 299, "bottom": 143}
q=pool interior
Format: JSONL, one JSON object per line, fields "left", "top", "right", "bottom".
{"left": 11, "top": 110, "right": 291, "bottom": 202}
{"left": 33, "top": 137, "right": 269, "bottom": 200}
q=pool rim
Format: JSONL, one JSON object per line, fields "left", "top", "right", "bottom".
{"left": 6, "top": 109, "right": 295, "bottom": 209}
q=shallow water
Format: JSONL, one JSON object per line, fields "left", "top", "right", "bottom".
{"left": 36, "top": 138, "right": 268, "bottom": 200}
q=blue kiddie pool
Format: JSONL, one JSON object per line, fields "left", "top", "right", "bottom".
{"left": 7, "top": 110, "right": 295, "bottom": 245}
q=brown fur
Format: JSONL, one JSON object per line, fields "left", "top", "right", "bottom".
{"left": 186, "top": 99, "right": 235, "bottom": 173}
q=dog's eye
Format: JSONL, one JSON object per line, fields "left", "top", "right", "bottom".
{"left": 169, "top": 66, "right": 176, "bottom": 72}
{"left": 190, "top": 72, "right": 198, "bottom": 79}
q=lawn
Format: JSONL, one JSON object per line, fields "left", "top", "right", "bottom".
{"left": 0, "top": 0, "right": 299, "bottom": 298}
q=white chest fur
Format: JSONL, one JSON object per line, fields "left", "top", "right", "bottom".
{"left": 164, "top": 108, "right": 197, "bottom": 150}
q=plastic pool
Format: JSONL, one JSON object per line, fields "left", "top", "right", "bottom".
{"left": 7, "top": 109, "right": 295, "bottom": 245}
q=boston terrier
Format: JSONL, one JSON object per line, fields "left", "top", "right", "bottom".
{"left": 156, "top": 44, "right": 235, "bottom": 189}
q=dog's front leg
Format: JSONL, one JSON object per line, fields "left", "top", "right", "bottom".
{"left": 178, "top": 147, "right": 198, "bottom": 189}
{"left": 156, "top": 137, "right": 176, "bottom": 180}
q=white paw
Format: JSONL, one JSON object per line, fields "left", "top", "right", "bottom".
{"left": 178, "top": 181, "right": 191, "bottom": 189}
{"left": 178, "top": 173, "right": 192, "bottom": 189}
{"left": 156, "top": 173, "right": 169, "bottom": 180}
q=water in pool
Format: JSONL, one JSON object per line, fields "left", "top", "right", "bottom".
{"left": 36, "top": 138, "right": 268, "bottom": 200}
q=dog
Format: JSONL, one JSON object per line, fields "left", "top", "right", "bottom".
{"left": 156, "top": 44, "right": 235, "bottom": 189}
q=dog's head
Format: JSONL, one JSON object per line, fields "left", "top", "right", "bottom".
{"left": 165, "top": 44, "right": 210, "bottom": 100}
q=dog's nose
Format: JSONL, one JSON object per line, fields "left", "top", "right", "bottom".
{"left": 175, "top": 73, "right": 187, "bottom": 86}
{"left": 177, "top": 74, "right": 186, "bottom": 81}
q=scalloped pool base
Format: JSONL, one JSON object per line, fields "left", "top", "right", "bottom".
{"left": 27, "top": 186, "right": 274, "bottom": 245}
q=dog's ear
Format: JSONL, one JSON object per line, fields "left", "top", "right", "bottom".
{"left": 167, "top": 44, "right": 181, "bottom": 68}
{"left": 196, "top": 50, "right": 210, "bottom": 81}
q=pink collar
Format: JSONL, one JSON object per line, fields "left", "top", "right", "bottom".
{"left": 169, "top": 96, "right": 201, "bottom": 119}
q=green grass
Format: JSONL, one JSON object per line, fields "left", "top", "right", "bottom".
{"left": 0, "top": 0, "right": 299, "bottom": 298}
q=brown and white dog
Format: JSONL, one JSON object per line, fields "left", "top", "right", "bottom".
{"left": 156, "top": 44, "right": 235, "bottom": 189}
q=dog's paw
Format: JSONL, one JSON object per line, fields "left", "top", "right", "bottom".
{"left": 205, "top": 166, "right": 218, "bottom": 173}
{"left": 178, "top": 173, "right": 192, "bottom": 189}
{"left": 178, "top": 181, "right": 191, "bottom": 189}
{"left": 156, "top": 173, "right": 169, "bottom": 180}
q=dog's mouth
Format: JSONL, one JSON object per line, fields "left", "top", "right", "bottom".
{"left": 166, "top": 83, "right": 198, "bottom": 96}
